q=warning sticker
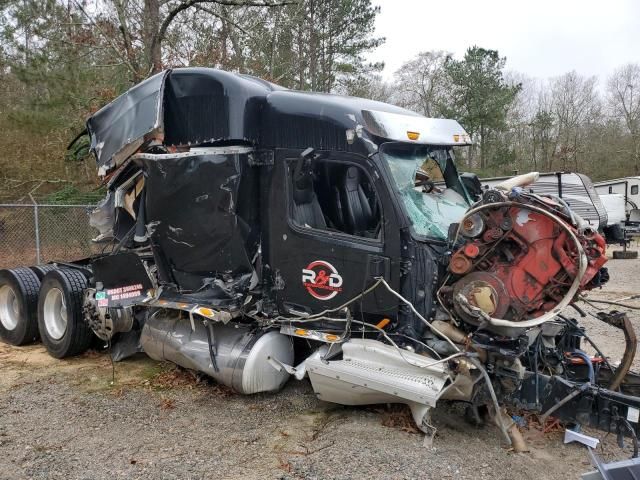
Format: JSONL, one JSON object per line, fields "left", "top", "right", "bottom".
{"left": 106, "top": 283, "right": 143, "bottom": 300}
{"left": 102, "top": 283, "right": 147, "bottom": 307}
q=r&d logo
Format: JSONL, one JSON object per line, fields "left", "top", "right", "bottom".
{"left": 301, "top": 260, "right": 343, "bottom": 300}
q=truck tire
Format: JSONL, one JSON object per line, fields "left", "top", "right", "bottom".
{"left": 613, "top": 250, "right": 639, "bottom": 259}
{"left": 0, "top": 268, "right": 41, "bottom": 345}
{"left": 604, "top": 224, "right": 625, "bottom": 243}
{"left": 29, "top": 264, "right": 58, "bottom": 282}
{"left": 38, "top": 269, "right": 93, "bottom": 358}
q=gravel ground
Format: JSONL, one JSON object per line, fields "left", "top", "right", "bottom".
{"left": 0, "top": 245, "right": 639, "bottom": 480}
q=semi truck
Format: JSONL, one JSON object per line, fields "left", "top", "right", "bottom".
{"left": 1, "top": 68, "right": 639, "bottom": 451}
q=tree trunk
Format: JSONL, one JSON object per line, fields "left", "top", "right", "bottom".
{"left": 144, "top": 0, "right": 162, "bottom": 75}
{"left": 308, "top": 0, "right": 317, "bottom": 91}
{"left": 480, "top": 125, "right": 486, "bottom": 169}
{"left": 297, "top": 21, "right": 304, "bottom": 90}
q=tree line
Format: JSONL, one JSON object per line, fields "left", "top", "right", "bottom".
{"left": 0, "top": 0, "right": 638, "bottom": 200}
{"left": 381, "top": 48, "right": 640, "bottom": 180}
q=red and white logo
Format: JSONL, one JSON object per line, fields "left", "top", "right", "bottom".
{"left": 302, "top": 260, "right": 343, "bottom": 300}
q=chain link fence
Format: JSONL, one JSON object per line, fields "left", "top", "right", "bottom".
{"left": 0, "top": 202, "right": 101, "bottom": 270}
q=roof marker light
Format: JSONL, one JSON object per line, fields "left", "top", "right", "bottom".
{"left": 407, "top": 131, "right": 420, "bottom": 141}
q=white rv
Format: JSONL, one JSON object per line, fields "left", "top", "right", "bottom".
{"left": 481, "top": 172, "right": 608, "bottom": 230}
{"left": 594, "top": 176, "right": 640, "bottom": 224}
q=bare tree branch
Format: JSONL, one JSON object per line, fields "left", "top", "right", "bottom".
{"left": 150, "top": 0, "right": 295, "bottom": 75}
{"left": 71, "top": 0, "right": 139, "bottom": 79}
{"left": 113, "top": 0, "right": 140, "bottom": 76}
{"left": 193, "top": 4, "right": 257, "bottom": 40}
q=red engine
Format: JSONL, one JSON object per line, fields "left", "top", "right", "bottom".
{"left": 446, "top": 190, "right": 607, "bottom": 324}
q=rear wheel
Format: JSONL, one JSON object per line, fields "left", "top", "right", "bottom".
{"left": 29, "top": 264, "right": 59, "bottom": 282}
{"left": 38, "top": 269, "right": 93, "bottom": 358}
{"left": 0, "top": 268, "right": 41, "bottom": 345}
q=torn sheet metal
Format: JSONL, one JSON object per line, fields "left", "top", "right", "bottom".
{"left": 87, "top": 67, "right": 472, "bottom": 177}
{"left": 87, "top": 71, "right": 168, "bottom": 176}
{"left": 307, "top": 339, "right": 451, "bottom": 432}
{"left": 139, "top": 147, "right": 256, "bottom": 292}
{"left": 564, "top": 429, "right": 600, "bottom": 449}
{"left": 89, "top": 190, "right": 115, "bottom": 242}
{"left": 86, "top": 69, "right": 282, "bottom": 177}
{"left": 142, "top": 297, "right": 235, "bottom": 324}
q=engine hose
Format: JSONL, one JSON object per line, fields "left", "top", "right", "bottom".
{"left": 570, "top": 349, "right": 595, "bottom": 384}
{"left": 559, "top": 314, "right": 617, "bottom": 384}
{"left": 448, "top": 200, "right": 588, "bottom": 329}
{"left": 204, "top": 321, "right": 220, "bottom": 373}
{"left": 620, "top": 417, "right": 640, "bottom": 459}
{"left": 376, "top": 277, "right": 461, "bottom": 353}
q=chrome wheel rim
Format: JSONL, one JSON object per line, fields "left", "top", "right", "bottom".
{"left": 43, "top": 288, "right": 67, "bottom": 340}
{"left": 0, "top": 285, "right": 20, "bottom": 331}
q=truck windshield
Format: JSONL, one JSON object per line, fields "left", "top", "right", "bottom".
{"left": 380, "top": 145, "right": 470, "bottom": 241}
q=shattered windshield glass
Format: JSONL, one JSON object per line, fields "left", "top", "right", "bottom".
{"left": 381, "top": 145, "right": 470, "bottom": 240}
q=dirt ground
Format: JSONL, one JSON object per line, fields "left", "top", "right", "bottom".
{"left": 1, "top": 245, "right": 640, "bottom": 479}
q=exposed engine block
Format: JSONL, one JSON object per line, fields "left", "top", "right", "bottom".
{"left": 444, "top": 188, "right": 608, "bottom": 329}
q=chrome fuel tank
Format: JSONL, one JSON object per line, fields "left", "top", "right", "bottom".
{"left": 140, "top": 312, "right": 293, "bottom": 394}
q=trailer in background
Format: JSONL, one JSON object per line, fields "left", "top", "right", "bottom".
{"left": 593, "top": 177, "right": 640, "bottom": 259}
{"left": 481, "top": 172, "right": 608, "bottom": 231}
{"left": 594, "top": 176, "right": 640, "bottom": 229}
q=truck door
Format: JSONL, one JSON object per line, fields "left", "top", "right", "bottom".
{"left": 265, "top": 149, "right": 402, "bottom": 318}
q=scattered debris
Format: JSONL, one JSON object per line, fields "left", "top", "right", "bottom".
{"left": 565, "top": 429, "right": 600, "bottom": 449}
{"left": 159, "top": 397, "right": 175, "bottom": 410}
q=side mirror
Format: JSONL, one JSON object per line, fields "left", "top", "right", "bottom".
{"left": 293, "top": 147, "right": 315, "bottom": 186}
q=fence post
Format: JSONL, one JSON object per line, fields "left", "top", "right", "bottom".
{"left": 29, "top": 194, "right": 41, "bottom": 264}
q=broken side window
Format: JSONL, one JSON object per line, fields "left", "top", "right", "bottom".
{"left": 288, "top": 159, "right": 382, "bottom": 240}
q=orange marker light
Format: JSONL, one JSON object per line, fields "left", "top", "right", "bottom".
{"left": 376, "top": 318, "right": 391, "bottom": 329}
{"left": 407, "top": 131, "right": 420, "bottom": 141}
{"left": 453, "top": 134, "right": 460, "bottom": 142}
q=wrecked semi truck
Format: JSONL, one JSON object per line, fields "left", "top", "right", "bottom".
{"left": 1, "top": 68, "right": 639, "bottom": 449}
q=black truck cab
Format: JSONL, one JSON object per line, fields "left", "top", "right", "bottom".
{"left": 86, "top": 67, "right": 474, "bottom": 332}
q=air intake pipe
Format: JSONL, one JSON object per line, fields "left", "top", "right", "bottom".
{"left": 140, "top": 312, "right": 294, "bottom": 394}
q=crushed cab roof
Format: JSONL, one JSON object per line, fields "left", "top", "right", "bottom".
{"left": 86, "top": 67, "right": 471, "bottom": 176}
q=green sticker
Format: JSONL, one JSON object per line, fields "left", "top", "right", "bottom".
{"left": 96, "top": 291, "right": 107, "bottom": 300}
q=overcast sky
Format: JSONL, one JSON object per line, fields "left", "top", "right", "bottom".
{"left": 369, "top": 0, "right": 640, "bottom": 82}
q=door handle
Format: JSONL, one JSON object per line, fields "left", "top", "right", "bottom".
{"left": 367, "top": 254, "right": 390, "bottom": 280}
